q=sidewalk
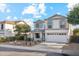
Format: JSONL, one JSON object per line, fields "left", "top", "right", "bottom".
{"left": 0, "top": 42, "right": 65, "bottom": 53}
{"left": 0, "top": 42, "right": 79, "bottom": 55}
{"left": 0, "top": 51, "right": 46, "bottom": 56}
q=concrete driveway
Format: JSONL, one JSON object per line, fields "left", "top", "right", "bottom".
{"left": 62, "top": 43, "right": 79, "bottom": 56}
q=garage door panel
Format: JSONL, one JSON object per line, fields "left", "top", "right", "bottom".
{"left": 46, "top": 35, "right": 68, "bottom": 43}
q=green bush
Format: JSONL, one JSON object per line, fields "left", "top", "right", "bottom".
{"left": 70, "top": 36, "right": 79, "bottom": 43}
{"left": 26, "top": 38, "right": 32, "bottom": 41}
{"left": 6, "top": 36, "right": 16, "bottom": 41}
{"left": 70, "top": 29, "right": 79, "bottom": 43}
{"left": 0, "top": 36, "right": 33, "bottom": 42}
{"left": 73, "top": 29, "right": 79, "bottom": 36}
{"left": 0, "top": 37, "right": 7, "bottom": 42}
{"left": 70, "top": 36, "right": 75, "bottom": 42}
{"left": 15, "top": 35, "right": 33, "bottom": 41}
{"left": 5, "top": 35, "right": 32, "bottom": 41}
{"left": 15, "top": 35, "right": 24, "bottom": 40}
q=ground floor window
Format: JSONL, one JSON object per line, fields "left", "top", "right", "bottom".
{"left": 35, "top": 33, "right": 40, "bottom": 38}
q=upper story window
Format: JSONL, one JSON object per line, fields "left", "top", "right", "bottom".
{"left": 60, "top": 20, "right": 66, "bottom": 28}
{"left": 1, "top": 24, "right": 4, "bottom": 30}
{"left": 39, "top": 23, "right": 43, "bottom": 28}
{"left": 35, "top": 23, "right": 44, "bottom": 29}
{"left": 60, "top": 25, "right": 65, "bottom": 28}
{"left": 47, "top": 20, "right": 52, "bottom": 29}
{"left": 35, "top": 24, "right": 39, "bottom": 28}
{"left": 48, "top": 25, "right": 52, "bottom": 29}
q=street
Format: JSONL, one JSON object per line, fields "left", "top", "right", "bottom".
{"left": 0, "top": 46, "right": 68, "bottom": 56}
{"left": 2, "top": 42, "right": 79, "bottom": 56}
{"left": 0, "top": 43, "right": 67, "bottom": 56}
{"left": 0, "top": 46, "right": 46, "bottom": 56}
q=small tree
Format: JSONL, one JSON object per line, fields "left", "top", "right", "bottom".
{"left": 67, "top": 4, "right": 79, "bottom": 43}
{"left": 14, "top": 23, "right": 31, "bottom": 40}
{"left": 67, "top": 4, "right": 79, "bottom": 24}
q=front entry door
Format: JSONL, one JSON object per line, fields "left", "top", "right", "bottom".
{"left": 42, "top": 33, "right": 45, "bottom": 41}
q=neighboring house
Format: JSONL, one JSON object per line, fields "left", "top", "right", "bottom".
{"left": 0, "top": 20, "right": 26, "bottom": 37}
{"left": 32, "top": 14, "right": 72, "bottom": 43}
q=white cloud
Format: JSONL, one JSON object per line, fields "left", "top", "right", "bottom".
{"left": 38, "top": 3, "right": 45, "bottom": 14}
{"left": 13, "top": 16, "right": 18, "bottom": 20}
{"left": 67, "top": 0, "right": 79, "bottom": 11}
{"left": 6, "top": 16, "right": 18, "bottom": 20}
{"left": 22, "top": 3, "right": 46, "bottom": 18}
{"left": 0, "top": 3, "right": 7, "bottom": 12}
{"left": 56, "top": 12, "right": 61, "bottom": 15}
{"left": 0, "top": 3, "right": 11, "bottom": 13}
{"left": 33, "top": 14, "right": 41, "bottom": 18}
{"left": 50, "top": 7, "right": 53, "bottom": 10}
{"left": 22, "top": 5, "right": 36, "bottom": 15}
{"left": 6, "top": 16, "right": 12, "bottom": 19}
{"left": 67, "top": 3, "right": 75, "bottom": 11}
{"left": 23, "top": 19, "right": 33, "bottom": 26}
{"left": 6, "top": 9, "right": 11, "bottom": 13}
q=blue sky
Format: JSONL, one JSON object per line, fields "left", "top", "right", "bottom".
{"left": 0, "top": 3, "right": 68, "bottom": 29}
{"left": 0, "top": 3, "right": 68, "bottom": 21}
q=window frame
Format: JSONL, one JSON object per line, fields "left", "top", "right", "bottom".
{"left": 35, "top": 33, "right": 40, "bottom": 38}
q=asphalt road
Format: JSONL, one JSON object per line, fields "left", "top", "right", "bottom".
{"left": 0, "top": 46, "right": 46, "bottom": 56}
{"left": 0, "top": 46, "right": 46, "bottom": 52}
{"left": 0, "top": 46, "right": 69, "bottom": 56}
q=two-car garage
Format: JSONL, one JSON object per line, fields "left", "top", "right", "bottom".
{"left": 45, "top": 29, "right": 69, "bottom": 43}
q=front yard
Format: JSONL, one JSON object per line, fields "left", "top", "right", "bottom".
{"left": 1, "top": 40, "right": 43, "bottom": 47}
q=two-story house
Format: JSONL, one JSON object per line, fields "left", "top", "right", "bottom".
{"left": 32, "top": 14, "right": 72, "bottom": 43}
{"left": 0, "top": 20, "right": 26, "bottom": 37}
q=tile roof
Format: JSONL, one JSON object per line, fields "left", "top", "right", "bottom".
{"left": 0, "top": 20, "right": 25, "bottom": 25}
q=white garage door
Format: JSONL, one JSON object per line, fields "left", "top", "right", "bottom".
{"left": 46, "top": 33, "right": 68, "bottom": 43}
